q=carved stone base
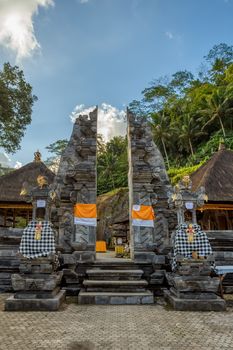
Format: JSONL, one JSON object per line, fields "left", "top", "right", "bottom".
{"left": 164, "top": 289, "right": 226, "bottom": 311}
{"left": 134, "top": 251, "right": 156, "bottom": 262}
{"left": 5, "top": 290, "right": 66, "bottom": 311}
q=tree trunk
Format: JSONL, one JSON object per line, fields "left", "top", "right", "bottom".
{"left": 219, "top": 115, "right": 226, "bottom": 137}
{"left": 189, "top": 138, "right": 194, "bottom": 157}
{"left": 161, "top": 138, "right": 170, "bottom": 168}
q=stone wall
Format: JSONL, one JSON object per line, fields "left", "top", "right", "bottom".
{"left": 0, "top": 228, "right": 23, "bottom": 291}
{"left": 127, "top": 110, "right": 176, "bottom": 261}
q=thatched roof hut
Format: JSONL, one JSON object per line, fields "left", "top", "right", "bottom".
{"left": 191, "top": 145, "right": 233, "bottom": 230}
{"left": 0, "top": 161, "right": 54, "bottom": 203}
{"left": 0, "top": 153, "right": 55, "bottom": 227}
{"left": 191, "top": 144, "right": 233, "bottom": 203}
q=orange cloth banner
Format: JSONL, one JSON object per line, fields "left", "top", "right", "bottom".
{"left": 132, "top": 205, "right": 155, "bottom": 227}
{"left": 132, "top": 205, "right": 155, "bottom": 220}
{"left": 74, "top": 203, "right": 97, "bottom": 226}
{"left": 74, "top": 203, "right": 97, "bottom": 218}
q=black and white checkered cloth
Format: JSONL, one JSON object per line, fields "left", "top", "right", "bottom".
{"left": 172, "top": 223, "right": 212, "bottom": 270}
{"left": 19, "top": 221, "right": 56, "bottom": 259}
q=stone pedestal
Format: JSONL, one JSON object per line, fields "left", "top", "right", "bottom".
{"left": 165, "top": 259, "right": 226, "bottom": 311}
{"left": 5, "top": 255, "right": 65, "bottom": 311}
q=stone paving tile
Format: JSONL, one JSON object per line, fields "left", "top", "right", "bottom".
{"left": 0, "top": 294, "right": 233, "bottom": 350}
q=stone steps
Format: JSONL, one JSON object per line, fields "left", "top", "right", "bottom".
{"left": 78, "top": 267, "right": 154, "bottom": 304}
{"left": 78, "top": 291, "right": 154, "bottom": 305}
{"left": 86, "top": 269, "right": 143, "bottom": 280}
{"left": 83, "top": 279, "right": 148, "bottom": 292}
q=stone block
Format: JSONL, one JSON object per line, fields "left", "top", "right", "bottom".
{"left": 170, "top": 287, "right": 218, "bottom": 300}
{"left": 19, "top": 263, "right": 53, "bottom": 274}
{"left": 150, "top": 270, "right": 165, "bottom": 285}
{"left": 11, "top": 271, "right": 63, "bottom": 291}
{"left": 134, "top": 252, "right": 156, "bottom": 262}
{"left": 14, "top": 287, "right": 60, "bottom": 299}
{"left": 5, "top": 290, "right": 66, "bottom": 311}
{"left": 164, "top": 289, "right": 226, "bottom": 311}
{"left": 78, "top": 291, "right": 154, "bottom": 305}
{"left": 166, "top": 273, "right": 220, "bottom": 292}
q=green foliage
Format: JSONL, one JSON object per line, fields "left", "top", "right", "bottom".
{"left": 130, "top": 43, "right": 233, "bottom": 168}
{"left": 97, "top": 136, "right": 128, "bottom": 195}
{"left": 188, "top": 130, "right": 233, "bottom": 164}
{"left": 45, "top": 139, "right": 68, "bottom": 172}
{"left": 15, "top": 217, "right": 27, "bottom": 228}
{"left": 167, "top": 163, "right": 204, "bottom": 185}
{"left": 46, "top": 139, "right": 68, "bottom": 156}
{"left": 0, "top": 62, "right": 37, "bottom": 153}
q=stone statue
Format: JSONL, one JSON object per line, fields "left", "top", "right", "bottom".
{"left": 34, "top": 150, "right": 42, "bottom": 162}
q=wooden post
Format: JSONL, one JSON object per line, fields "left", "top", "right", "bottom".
{"left": 4, "top": 209, "right": 7, "bottom": 227}
{"left": 27, "top": 209, "right": 30, "bottom": 225}
{"left": 13, "top": 208, "right": 16, "bottom": 228}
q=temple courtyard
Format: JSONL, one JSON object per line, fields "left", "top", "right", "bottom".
{"left": 0, "top": 294, "right": 233, "bottom": 350}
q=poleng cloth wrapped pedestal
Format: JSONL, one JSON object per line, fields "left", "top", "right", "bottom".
{"left": 19, "top": 221, "right": 56, "bottom": 259}
{"left": 172, "top": 223, "right": 212, "bottom": 270}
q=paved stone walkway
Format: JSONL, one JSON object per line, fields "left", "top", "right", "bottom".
{"left": 0, "top": 294, "right": 233, "bottom": 350}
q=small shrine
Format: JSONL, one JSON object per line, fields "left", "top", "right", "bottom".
{"left": 165, "top": 176, "right": 226, "bottom": 311}
{"left": 5, "top": 174, "right": 65, "bottom": 311}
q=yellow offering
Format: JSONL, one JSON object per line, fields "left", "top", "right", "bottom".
{"left": 34, "top": 221, "right": 42, "bottom": 240}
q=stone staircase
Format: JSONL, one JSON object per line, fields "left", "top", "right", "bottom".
{"left": 78, "top": 267, "right": 154, "bottom": 305}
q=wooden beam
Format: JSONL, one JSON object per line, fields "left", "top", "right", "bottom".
{"left": 0, "top": 203, "right": 32, "bottom": 209}
{"left": 198, "top": 204, "right": 233, "bottom": 211}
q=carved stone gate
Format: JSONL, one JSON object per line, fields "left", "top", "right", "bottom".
{"left": 54, "top": 107, "right": 175, "bottom": 262}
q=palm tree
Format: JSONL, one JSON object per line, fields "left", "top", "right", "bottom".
{"left": 173, "top": 113, "right": 206, "bottom": 157}
{"left": 199, "top": 87, "right": 233, "bottom": 138}
{"left": 151, "top": 112, "right": 171, "bottom": 168}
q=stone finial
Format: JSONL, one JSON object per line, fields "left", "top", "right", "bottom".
{"left": 34, "top": 150, "right": 42, "bottom": 162}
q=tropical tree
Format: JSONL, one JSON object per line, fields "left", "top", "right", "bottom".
{"left": 199, "top": 87, "right": 233, "bottom": 138}
{"left": 45, "top": 139, "right": 68, "bottom": 172}
{"left": 151, "top": 112, "right": 171, "bottom": 168}
{"left": 97, "top": 136, "right": 128, "bottom": 195}
{"left": 0, "top": 62, "right": 37, "bottom": 153}
{"left": 173, "top": 113, "right": 206, "bottom": 157}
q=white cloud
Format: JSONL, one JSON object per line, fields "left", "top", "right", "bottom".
{"left": 0, "top": 0, "right": 54, "bottom": 61}
{"left": 70, "top": 103, "right": 126, "bottom": 141}
{"left": 14, "top": 161, "right": 23, "bottom": 169}
{"left": 80, "top": 0, "right": 89, "bottom": 3}
{"left": 165, "top": 31, "right": 174, "bottom": 40}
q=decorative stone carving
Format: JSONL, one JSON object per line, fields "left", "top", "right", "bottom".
{"left": 168, "top": 175, "right": 208, "bottom": 225}
{"left": 127, "top": 110, "right": 176, "bottom": 261}
{"left": 54, "top": 108, "right": 97, "bottom": 259}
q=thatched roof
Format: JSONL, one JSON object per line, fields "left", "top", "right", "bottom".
{"left": 0, "top": 161, "right": 55, "bottom": 203}
{"left": 191, "top": 145, "right": 233, "bottom": 202}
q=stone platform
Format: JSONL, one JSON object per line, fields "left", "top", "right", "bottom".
{"left": 4, "top": 289, "right": 66, "bottom": 311}
{"left": 78, "top": 290, "right": 154, "bottom": 305}
{"left": 164, "top": 289, "right": 226, "bottom": 311}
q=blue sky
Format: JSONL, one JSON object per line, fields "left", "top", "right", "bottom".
{"left": 0, "top": 0, "right": 233, "bottom": 166}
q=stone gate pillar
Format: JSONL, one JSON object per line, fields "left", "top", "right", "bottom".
{"left": 55, "top": 108, "right": 97, "bottom": 262}
{"left": 127, "top": 110, "right": 176, "bottom": 262}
